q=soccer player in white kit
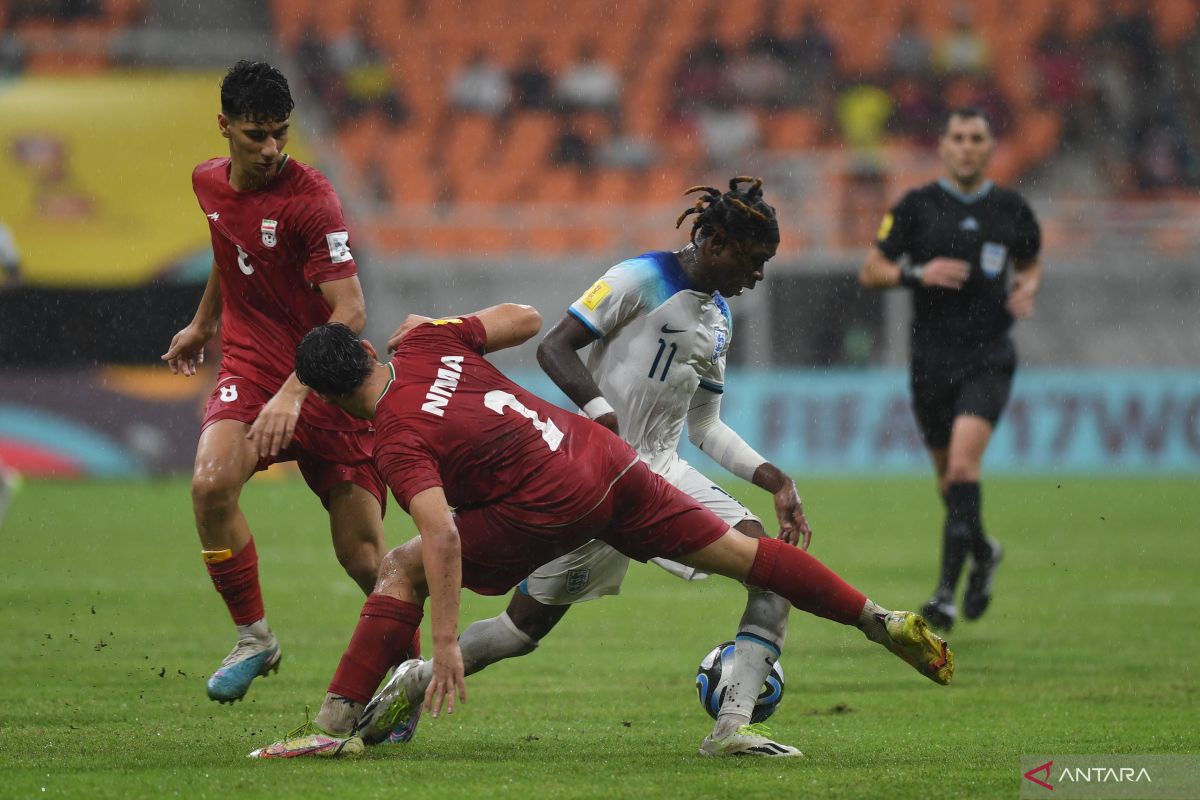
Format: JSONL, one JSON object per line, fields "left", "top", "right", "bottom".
{"left": 379, "top": 178, "right": 813, "bottom": 756}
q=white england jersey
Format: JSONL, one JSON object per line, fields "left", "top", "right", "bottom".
{"left": 569, "top": 250, "right": 730, "bottom": 476}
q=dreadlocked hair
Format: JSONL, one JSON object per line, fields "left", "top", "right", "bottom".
{"left": 221, "top": 60, "right": 294, "bottom": 123}
{"left": 674, "top": 176, "right": 779, "bottom": 248}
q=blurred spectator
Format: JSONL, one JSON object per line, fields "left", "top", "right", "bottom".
{"left": 933, "top": 6, "right": 989, "bottom": 76}
{"left": 450, "top": 48, "right": 511, "bottom": 117}
{"left": 836, "top": 82, "right": 893, "bottom": 153}
{"left": 550, "top": 120, "right": 594, "bottom": 169}
{"left": 728, "top": 37, "right": 788, "bottom": 108}
{"left": 328, "top": 23, "right": 409, "bottom": 125}
{"left": 1035, "top": 8, "right": 1084, "bottom": 111}
{"left": 1096, "top": 0, "right": 1159, "bottom": 85}
{"left": 888, "top": 76, "right": 943, "bottom": 144}
{"left": 673, "top": 23, "right": 728, "bottom": 121}
{"left": 0, "top": 31, "right": 24, "bottom": 78}
{"left": 511, "top": 43, "right": 555, "bottom": 111}
{"left": 0, "top": 221, "right": 20, "bottom": 287}
{"left": 556, "top": 41, "right": 621, "bottom": 123}
{"left": 783, "top": 11, "right": 837, "bottom": 107}
{"left": 890, "top": 8, "right": 931, "bottom": 77}
{"left": 697, "top": 100, "right": 760, "bottom": 164}
{"left": 1131, "top": 108, "right": 1198, "bottom": 190}
{"left": 596, "top": 130, "right": 657, "bottom": 170}
{"left": 295, "top": 27, "right": 340, "bottom": 108}
{"left": 11, "top": 0, "right": 101, "bottom": 22}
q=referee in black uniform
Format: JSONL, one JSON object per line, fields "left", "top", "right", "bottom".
{"left": 859, "top": 107, "right": 1042, "bottom": 631}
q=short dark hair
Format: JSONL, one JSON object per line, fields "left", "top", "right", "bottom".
{"left": 295, "top": 323, "right": 374, "bottom": 396}
{"left": 941, "top": 106, "right": 992, "bottom": 136}
{"left": 220, "top": 60, "right": 294, "bottom": 122}
{"left": 675, "top": 176, "right": 780, "bottom": 249}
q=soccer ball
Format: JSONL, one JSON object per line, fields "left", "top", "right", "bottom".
{"left": 695, "top": 641, "right": 785, "bottom": 723}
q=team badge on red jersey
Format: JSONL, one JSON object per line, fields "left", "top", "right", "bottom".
{"left": 261, "top": 219, "right": 278, "bottom": 248}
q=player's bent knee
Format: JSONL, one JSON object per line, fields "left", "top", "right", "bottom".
{"left": 679, "top": 528, "right": 757, "bottom": 582}
{"left": 190, "top": 472, "right": 241, "bottom": 516}
{"left": 375, "top": 540, "right": 428, "bottom": 596}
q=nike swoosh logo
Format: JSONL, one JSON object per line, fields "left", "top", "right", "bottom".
{"left": 660, "top": 324, "right": 687, "bottom": 334}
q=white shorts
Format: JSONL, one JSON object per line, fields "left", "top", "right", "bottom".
{"left": 519, "top": 462, "right": 759, "bottom": 605}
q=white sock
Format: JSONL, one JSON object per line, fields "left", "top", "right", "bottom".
{"left": 712, "top": 588, "right": 790, "bottom": 739}
{"left": 235, "top": 618, "right": 272, "bottom": 642}
{"left": 857, "top": 599, "right": 892, "bottom": 646}
{"left": 316, "top": 692, "right": 363, "bottom": 734}
{"left": 412, "top": 612, "right": 540, "bottom": 701}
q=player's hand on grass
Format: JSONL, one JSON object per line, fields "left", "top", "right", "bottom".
{"left": 387, "top": 314, "right": 436, "bottom": 353}
{"left": 922, "top": 257, "right": 970, "bottom": 290}
{"left": 593, "top": 411, "right": 620, "bottom": 436}
{"left": 425, "top": 641, "right": 467, "bottom": 719}
{"left": 774, "top": 480, "right": 812, "bottom": 550}
{"left": 248, "top": 384, "right": 304, "bottom": 459}
{"left": 161, "top": 323, "right": 214, "bottom": 377}
{"left": 1006, "top": 278, "right": 1037, "bottom": 318}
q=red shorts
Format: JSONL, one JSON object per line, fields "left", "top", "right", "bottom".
{"left": 454, "top": 460, "right": 729, "bottom": 595}
{"left": 201, "top": 374, "right": 386, "bottom": 511}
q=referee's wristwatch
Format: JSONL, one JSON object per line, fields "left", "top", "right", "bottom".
{"left": 899, "top": 263, "right": 924, "bottom": 288}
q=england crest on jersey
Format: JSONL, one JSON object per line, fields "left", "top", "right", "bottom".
{"left": 261, "top": 219, "right": 278, "bottom": 248}
{"left": 712, "top": 328, "right": 727, "bottom": 364}
{"left": 980, "top": 242, "right": 1007, "bottom": 278}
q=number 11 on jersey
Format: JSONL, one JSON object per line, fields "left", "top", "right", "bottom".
{"left": 649, "top": 338, "right": 677, "bottom": 381}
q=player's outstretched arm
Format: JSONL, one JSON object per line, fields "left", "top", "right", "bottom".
{"left": 537, "top": 314, "right": 619, "bottom": 434}
{"left": 247, "top": 275, "right": 367, "bottom": 458}
{"left": 409, "top": 487, "right": 466, "bottom": 719}
{"left": 473, "top": 303, "right": 543, "bottom": 352}
{"left": 1007, "top": 258, "right": 1042, "bottom": 318}
{"left": 162, "top": 260, "right": 220, "bottom": 376}
{"left": 687, "top": 387, "right": 811, "bottom": 548}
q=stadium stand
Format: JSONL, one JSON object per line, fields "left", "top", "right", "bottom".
{"left": 259, "top": 0, "right": 1199, "bottom": 256}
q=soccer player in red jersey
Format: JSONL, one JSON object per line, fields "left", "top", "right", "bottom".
{"left": 162, "top": 61, "right": 400, "bottom": 704}
{"left": 248, "top": 304, "right": 955, "bottom": 760}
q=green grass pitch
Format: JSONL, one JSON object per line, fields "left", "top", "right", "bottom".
{"left": 1, "top": 475, "right": 1196, "bottom": 799}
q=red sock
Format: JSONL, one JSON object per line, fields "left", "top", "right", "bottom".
{"left": 205, "top": 538, "right": 264, "bottom": 626}
{"left": 748, "top": 537, "right": 867, "bottom": 625}
{"left": 328, "top": 594, "right": 424, "bottom": 704}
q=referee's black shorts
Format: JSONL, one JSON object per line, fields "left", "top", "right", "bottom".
{"left": 909, "top": 337, "right": 1016, "bottom": 450}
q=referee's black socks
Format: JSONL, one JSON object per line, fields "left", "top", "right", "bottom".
{"left": 938, "top": 482, "right": 985, "bottom": 593}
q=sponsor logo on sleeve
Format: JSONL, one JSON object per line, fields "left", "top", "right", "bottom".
{"left": 876, "top": 213, "right": 894, "bottom": 241}
{"left": 579, "top": 280, "right": 612, "bottom": 311}
{"left": 981, "top": 242, "right": 1008, "bottom": 278}
{"left": 326, "top": 231, "right": 353, "bottom": 264}
{"left": 261, "top": 219, "right": 278, "bottom": 248}
{"left": 432, "top": 318, "right": 464, "bottom": 326}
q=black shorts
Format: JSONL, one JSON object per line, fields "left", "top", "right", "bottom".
{"left": 910, "top": 338, "right": 1016, "bottom": 449}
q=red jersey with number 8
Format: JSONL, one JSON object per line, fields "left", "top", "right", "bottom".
{"left": 192, "top": 156, "right": 361, "bottom": 430}
{"left": 374, "top": 316, "right": 637, "bottom": 526}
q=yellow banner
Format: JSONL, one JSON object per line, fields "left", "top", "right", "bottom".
{"left": 0, "top": 71, "right": 310, "bottom": 286}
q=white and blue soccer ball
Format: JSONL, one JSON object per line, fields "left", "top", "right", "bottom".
{"left": 695, "top": 641, "right": 785, "bottom": 723}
